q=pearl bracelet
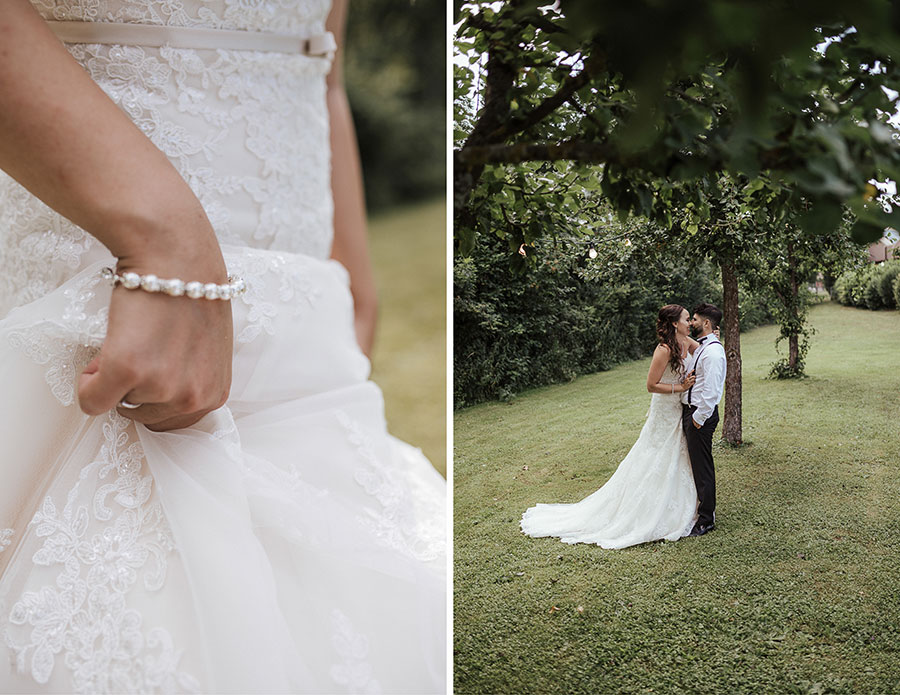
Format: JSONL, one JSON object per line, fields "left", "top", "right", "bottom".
{"left": 100, "top": 267, "right": 246, "bottom": 300}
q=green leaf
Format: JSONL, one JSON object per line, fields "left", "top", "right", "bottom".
{"left": 850, "top": 220, "right": 887, "bottom": 244}
{"left": 458, "top": 226, "right": 476, "bottom": 256}
{"left": 798, "top": 198, "right": 844, "bottom": 235}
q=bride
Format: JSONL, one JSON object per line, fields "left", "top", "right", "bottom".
{"left": 521, "top": 304, "right": 700, "bottom": 549}
{"left": 0, "top": 1, "right": 444, "bottom": 693}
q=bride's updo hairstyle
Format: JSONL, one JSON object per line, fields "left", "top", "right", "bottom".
{"left": 656, "top": 304, "right": 686, "bottom": 375}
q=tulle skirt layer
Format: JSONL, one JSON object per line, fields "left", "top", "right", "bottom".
{"left": 0, "top": 245, "right": 445, "bottom": 694}
{"left": 521, "top": 391, "right": 697, "bottom": 549}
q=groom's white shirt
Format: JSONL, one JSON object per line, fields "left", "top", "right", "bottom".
{"left": 681, "top": 335, "right": 726, "bottom": 427}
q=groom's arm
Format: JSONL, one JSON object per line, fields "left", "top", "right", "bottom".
{"left": 691, "top": 345, "right": 726, "bottom": 427}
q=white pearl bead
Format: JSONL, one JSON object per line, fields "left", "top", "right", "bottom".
{"left": 219, "top": 285, "right": 233, "bottom": 300}
{"left": 141, "top": 274, "right": 161, "bottom": 292}
{"left": 185, "top": 281, "right": 204, "bottom": 299}
{"left": 121, "top": 272, "right": 141, "bottom": 289}
{"left": 163, "top": 279, "right": 185, "bottom": 296}
{"left": 203, "top": 283, "right": 219, "bottom": 300}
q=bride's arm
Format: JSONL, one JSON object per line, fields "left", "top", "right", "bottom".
{"left": 686, "top": 337, "right": 700, "bottom": 354}
{"left": 646, "top": 345, "right": 694, "bottom": 394}
{"left": 326, "top": 0, "right": 378, "bottom": 358}
{"left": 0, "top": 0, "right": 232, "bottom": 431}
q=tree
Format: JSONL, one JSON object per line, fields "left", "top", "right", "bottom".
{"left": 454, "top": 0, "right": 900, "bottom": 442}
{"left": 455, "top": 0, "right": 900, "bottom": 250}
{"left": 747, "top": 219, "right": 859, "bottom": 379}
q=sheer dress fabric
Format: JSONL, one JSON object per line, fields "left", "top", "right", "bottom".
{"left": 520, "top": 362, "right": 698, "bottom": 549}
{"left": 0, "top": 1, "right": 446, "bottom": 693}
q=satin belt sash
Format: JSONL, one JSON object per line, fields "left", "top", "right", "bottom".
{"left": 45, "top": 20, "right": 337, "bottom": 57}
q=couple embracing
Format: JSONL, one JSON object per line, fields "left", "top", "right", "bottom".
{"left": 521, "top": 303, "right": 727, "bottom": 549}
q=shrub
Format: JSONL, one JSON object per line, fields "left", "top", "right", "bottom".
{"left": 894, "top": 272, "right": 900, "bottom": 309}
{"left": 848, "top": 266, "right": 875, "bottom": 307}
{"left": 877, "top": 261, "right": 900, "bottom": 309}
{"left": 831, "top": 271, "right": 854, "bottom": 305}
{"left": 864, "top": 265, "right": 885, "bottom": 310}
{"left": 739, "top": 291, "right": 776, "bottom": 330}
{"left": 831, "top": 263, "right": 900, "bottom": 311}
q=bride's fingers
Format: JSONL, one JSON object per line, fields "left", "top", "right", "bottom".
{"left": 116, "top": 401, "right": 207, "bottom": 428}
{"left": 78, "top": 353, "right": 138, "bottom": 416}
{"left": 143, "top": 411, "right": 211, "bottom": 432}
{"left": 115, "top": 382, "right": 228, "bottom": 428}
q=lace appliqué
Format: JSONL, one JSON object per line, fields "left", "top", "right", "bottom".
{"left": 335, "top": 411, "right": 444, "bottom": 564}
{"left": 329, "top": 608, "right": 382, "bottom": 695}
{"left": 6, "top": 272, "right": 107, "bottom": 407}
{"left": 4, "top": 412, "right": 199, "bottom": 693}
{"left": 231, "top": 251, "right": 321, "bottom": 344}
{"left": 0, "top": 181, "right": 99, "bottom": 317}
{"left": 0, "top": 529, "right": 13, "bottom": 553}
{"left": 66, "top": 40, "right": 333, "bottom": 257}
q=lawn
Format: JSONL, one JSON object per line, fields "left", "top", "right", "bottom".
{"left": 369, "top": 197, "right": 446, "bottom": 476}
{"left": 454, "top": 302, "right": 900, "bottom": 694}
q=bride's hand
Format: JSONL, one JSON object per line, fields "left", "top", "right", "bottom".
{"left": 681, "top": 371, "right": 696, "bottom": 391}
{"left": 77, "top": 252, "right": 234, "bottom": 432}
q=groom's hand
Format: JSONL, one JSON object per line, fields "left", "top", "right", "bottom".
{"left": 693, "top": 419, "right": 702, "bottom": 429}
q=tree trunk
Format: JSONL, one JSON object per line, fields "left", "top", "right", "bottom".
{"left": 789, "top": 333, "right": 799, "bottom": 369}
{"left": 787, "top": 240, "right": 799, "bottom": 371}
{"left": 454, "top": 46, "right": 515, "bottom": 228}
{"left": 720, "top": 257, "right": 742, "bottom": 445}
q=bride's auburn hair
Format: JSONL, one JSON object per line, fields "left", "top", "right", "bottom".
{"left": 656, "top": 304, "right": 686, "bottom": 375}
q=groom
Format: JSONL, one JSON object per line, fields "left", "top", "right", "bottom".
{"left": 681, "top": 303, "right": 727, "bottom": 537}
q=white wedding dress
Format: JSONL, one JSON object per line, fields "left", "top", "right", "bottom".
{"left": 521, "top": 360, "right": 698, "bottom": 549}
{"left": 0, "top": 2, "right": 445, "bottom": 693}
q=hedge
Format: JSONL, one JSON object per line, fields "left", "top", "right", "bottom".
{"left": 833, "top": 260, "right": 900, "bottom": 311}
{"left": 454, "top": 235, "right": 775, "bottom": 408}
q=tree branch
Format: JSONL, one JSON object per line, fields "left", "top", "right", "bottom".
{"left": 456, "top": 140, "right": 617, "bottom": 166}
{"left": 486, "top": 48, "right": 607, "bottom": 142}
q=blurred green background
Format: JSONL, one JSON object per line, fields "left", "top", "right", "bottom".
{"left": 346, "top": 0, "right": 446, "bottom": 475}
{"left": 346, "top": 0, "right": 445, "bottom": 213}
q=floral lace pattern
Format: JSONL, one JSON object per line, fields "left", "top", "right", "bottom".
{"left": 0, "top": 185, "right": 100, "bottom": 318}
{"left": 0, "top": 530, "right": 12, "bottom": 553}
{"left": 6, "top": 271, "right": 107, "bottom": 407}
{"left": 3, "top": 412, "right": 199, "bottom": 693}
{"left": 229, "top": 251, "right": 321, "bottom": 344}
{"left": 329, "top": 608, "right": 381, "bottom": 695}
{"left": 336, "top": 411, "right": 444, "bottom": 564}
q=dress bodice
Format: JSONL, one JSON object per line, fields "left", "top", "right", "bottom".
{"left": 658, "top": 349, "right": 688, "bottom": 386}
{"left": 0, "top": 0, "right": 334, "bottom": 317}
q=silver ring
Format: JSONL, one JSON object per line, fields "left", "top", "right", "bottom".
{"left": 118, "top": 400, "right": 142, "bottom": 410}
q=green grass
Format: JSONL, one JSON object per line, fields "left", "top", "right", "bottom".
{"left": 454, "top": 302, "right": 900, "bottom": 694}
{"left": 369, "top": 197, "right": 445, "bottom": 476}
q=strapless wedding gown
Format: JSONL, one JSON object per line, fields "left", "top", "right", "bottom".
{"left": 0, "top": 2, "right": 445, "bottom": 693}
{"left": 521, "top": 362, "right": 698, "bottom": 549}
